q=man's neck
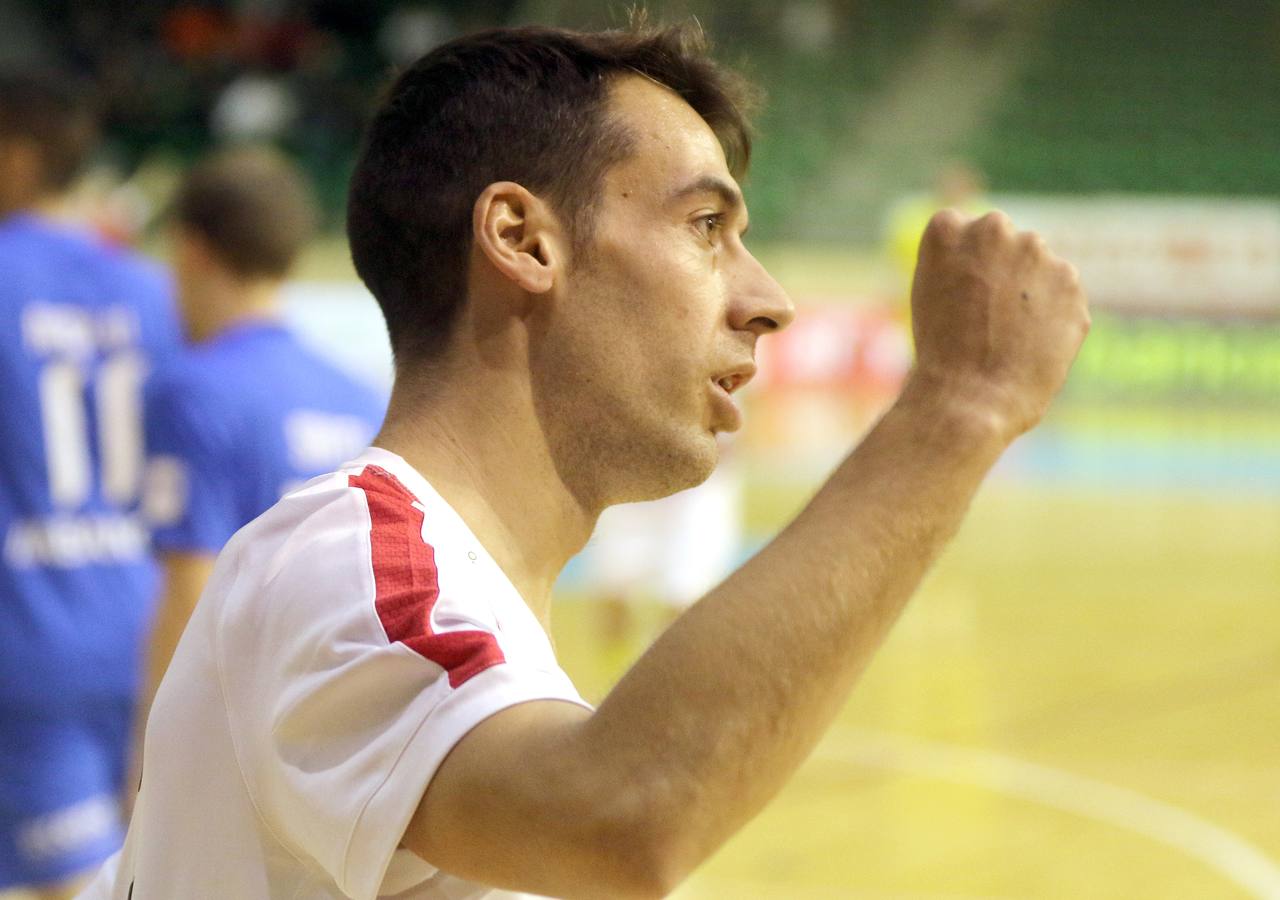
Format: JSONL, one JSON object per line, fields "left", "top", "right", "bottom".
{"left": 190, "top": 279, "right": 283, "bottom": 343}
{"left": 374, "top": 368, "right": 596, "bottom": 630}
{"left": 33, "top": 194, "right": 74, "bottom": 222}
{"left": 0, "top": 196, "right": 70, "bottom": 224}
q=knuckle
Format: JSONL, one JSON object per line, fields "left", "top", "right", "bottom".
{"left": 925, "top": 208, "right": 963, "bottom": 241}
{"left": 966, "top": 211, "right": 1016, "bottom": 252}
{"left": 1059, "top": 260, "right": 1081, "bottom": 289}
{"left": 978, "top": 209, "right": 1012, "bottom": 233}
{"left": 1019, "top": 230, "right": 1047, "bottom": 255}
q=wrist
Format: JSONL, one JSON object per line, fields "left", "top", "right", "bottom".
{"left": 894, "top": 368, "right": 1016, "bottom": 455}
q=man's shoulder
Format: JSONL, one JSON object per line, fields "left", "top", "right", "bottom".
{"left": 95, "top": 237, "right": 168, "bottom": 291}
{"left": 195, "top": 326, "right": 383, "bottom": 419}
{"left": 229, "top": 454, "right": 471, "bottom": 589}
{"left": 143, "top": 347, "right": 275, "bottom": 474}
{"left": 148, "top": 331, "right": 271, "bottom": 408}
{"left": 266, "top": 458, "right": 472, "bottom": 582}
{"left": 222, "top": 464, "right": 375, "bottom": 585}
{"left": 0, "top": 213, "right": 82, "bottom": 258}
{"left": 251, "top": 456, "right": 416, "bottom": 535}
{"left": 211, "top": 463, "right": 404, "bottom": 644}
{"left": 146, "top": 350, "right": 228, "bottom": 416}
{"left": 273, "top": 330, "right": 387, "bottom": 418}
{"left": 0, "top": 217, "right": 176, "bottom": 357}
{"left": 0, "top": 215, "right": 164, "bottom": 284}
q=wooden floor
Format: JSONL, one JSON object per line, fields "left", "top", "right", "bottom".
{"left": 554, "top": 481, "right": 1280, "bottom": 900}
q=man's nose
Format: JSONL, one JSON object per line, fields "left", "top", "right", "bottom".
{"left": 729, "top": 251, "right": 795, "bottom": 336}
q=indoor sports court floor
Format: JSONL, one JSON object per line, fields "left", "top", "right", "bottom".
{"left": 554, "top": 462, "right": 1280, "bottom": 899}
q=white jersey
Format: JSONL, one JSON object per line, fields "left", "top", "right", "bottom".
{"left": 80, "top": 447, "right": 589, "bottom": 900}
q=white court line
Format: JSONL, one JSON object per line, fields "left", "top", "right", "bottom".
{"left": 816, "top": 727, "right": 1280, "bottom": 900}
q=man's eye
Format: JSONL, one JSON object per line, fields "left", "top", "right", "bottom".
{"left": 695, "top": 213, "right": 725, "bottom": 242}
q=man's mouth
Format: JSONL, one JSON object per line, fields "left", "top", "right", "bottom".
{"left": 711, "top": 363, "right": 756, "bottom": 396}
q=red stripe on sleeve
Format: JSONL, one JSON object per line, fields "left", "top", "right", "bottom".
{"left": 350, "top": 465, "right": 505, "bottom": 688}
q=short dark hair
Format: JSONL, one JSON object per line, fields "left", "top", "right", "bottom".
{"left": 347, "top": 21, "right": 756, "bottom": 363}
{"left": 173, "top": 147, "right": 316, "bottom": 279}
{"left": 0, "top": 70, "right": 97, "bottom": 193}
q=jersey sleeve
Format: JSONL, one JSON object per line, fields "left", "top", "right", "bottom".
{"left": 142, "top": 371, "right": 241, "bottom": 553}
{"left": 215, "top": 469, "right": 590, "bottom": 900}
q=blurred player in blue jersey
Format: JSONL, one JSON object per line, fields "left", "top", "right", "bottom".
{"left": 137, "top": 147, "right": 385, "bottom": 741}
{"left": 0, "top": 73, "right": 179, "bottom": 899}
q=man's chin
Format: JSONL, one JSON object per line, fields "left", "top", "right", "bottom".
{"left": 613, "top": 432, "right": 718, "bottom": 505}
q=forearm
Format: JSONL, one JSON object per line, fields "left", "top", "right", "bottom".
{"left": 583, "top": 376, "right": 1008, "bottom": 874}
{"left": 137, "top": 554, "right": 214, "bottom": 742}
{"left": 144, "top": 587, "right": 188, "bottom": 710}
{"left": 410, "top": 210, "right": 1086, "bottom": 897}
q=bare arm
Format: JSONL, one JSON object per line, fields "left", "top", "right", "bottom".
{"left": 132, "top": 552, "right": 215, "bottom": 770}
{"left": 404, "top": 211, "right": 1089, "bottom": 898}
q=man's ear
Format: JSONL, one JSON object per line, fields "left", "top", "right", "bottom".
{"left": 0, "top": 137, "right": 46, "bottom": 209}
{"left": 471, "top": 182, "right": 564, "bottom": 295}
{"left": 170, "top": 225, "right": 217, "bottom": 275}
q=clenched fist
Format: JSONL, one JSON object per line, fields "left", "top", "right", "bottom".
{"left": 908, "top": 209, "right": 1090, "bottom": 443}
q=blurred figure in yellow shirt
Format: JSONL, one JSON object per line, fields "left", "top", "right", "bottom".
{"left": 884, "top": 162, "right": 991, "bottom": 327}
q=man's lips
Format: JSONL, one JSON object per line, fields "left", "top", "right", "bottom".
{"left": 711, "top": 362, "right": 756, "bottom": 396}
{"left": 708, "top": 374, "right": 749, "bottom": 432}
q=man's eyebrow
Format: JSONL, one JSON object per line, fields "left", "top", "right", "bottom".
{"left": 669, "top": 174, "right": 744, "bottom": 212}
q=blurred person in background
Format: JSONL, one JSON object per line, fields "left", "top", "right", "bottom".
{"left": 883, "top": 161, "right": 991, "bottom": 324}
{"left": 0, "top": 72, "right": 178, "bottom": 900}
{"left": 586, "top": 440, "right": 742, "bottom": 659}
{"left": 137, "top": 146, "right": 385, "bottom": 751}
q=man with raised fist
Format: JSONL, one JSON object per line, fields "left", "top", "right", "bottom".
{"left": 89, "top": 21, "right": 1088, "bottom": 900}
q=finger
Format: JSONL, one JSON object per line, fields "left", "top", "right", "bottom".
{"left": 920, "top": 208, "right": 966, "bottom": 252}
{"left": 1017, "top": 230, "right": 1048, "bottom": 259}
{"left": 1054, "top": 259, "right": 1081, "bottom": 292}
{"left": 969, "top": 210, "right": 1014, "bottom": 249}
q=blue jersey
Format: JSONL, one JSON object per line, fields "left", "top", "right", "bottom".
{"left": 0, "top": 214, "right": 179, "bottom": 709}
{"left": 143, "top": 320, "right": 385, "bottom": 555}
